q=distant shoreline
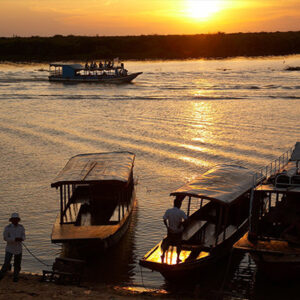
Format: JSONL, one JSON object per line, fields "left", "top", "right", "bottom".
{"left": 0, "top": 31, "right": 300, "bottom": 62}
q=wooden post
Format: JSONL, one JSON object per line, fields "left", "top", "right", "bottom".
{"left": 67, "top": 185, "right": 70, "bottom": 202}
{"left": 249, "top": 191, "right": 261, "bottom": 240}
{"left": 223, "top": 207, "right": 229, "bottom": 241}
{"left": 122, "top": 194, "right": 125, "bottom": 218}
{"left": 63, "top": 185, "right": 66, "bottom": 212}
{"left": 118, "top": 197, "right": 121, "bottom": 222}
{"left": 215, "top": 207, "right": 223, "bottom": 246}
{"left": 187, "top": 196, "right": 191, "bottom": 217}
{"left": 60, "top": 186, "right": 63, "bottom": 224}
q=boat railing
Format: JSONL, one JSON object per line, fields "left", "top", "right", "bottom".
{"left": 249, "top": 144, "right": 296, "bottom": 231}
{"left": 252, "top": 144, "right": 295, "bottom": 190}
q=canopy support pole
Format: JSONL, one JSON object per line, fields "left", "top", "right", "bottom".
{"left": 187, "top": 196, "right": 191, "bottom": 217}
{"left": 215, "top": 207, "right": 223, "bottom": 246}
{"left": 60, "top": 186, "right": 63, "bottom": 224}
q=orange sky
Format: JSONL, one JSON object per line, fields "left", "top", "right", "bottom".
{"left": 0, "top": 0, "right": 300, "bottom": 36}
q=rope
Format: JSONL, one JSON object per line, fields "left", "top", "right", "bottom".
{"left": 22, "top": 242, "right": 52, "bottom": 267}
{"left": 139, "top": 264, "right": 146, "bottom": 289}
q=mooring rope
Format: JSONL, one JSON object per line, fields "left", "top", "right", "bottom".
{"left": 22, "top": 242, "right": 52, "bottom": 267}
{"left": 139, "top": 264, "right": 146, "bottom": 288}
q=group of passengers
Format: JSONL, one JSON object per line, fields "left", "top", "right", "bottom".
{"left": 84, "top": 60, "right": 116, "bottom": 70}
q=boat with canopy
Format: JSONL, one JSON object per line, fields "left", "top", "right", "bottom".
{"left": 140, "top": 164, "right": 261, "bottom": 280}
{"left": 51, "top": 151, "right": 136, "bottom": 251}
{"left": 234, "top": 142, "right": 300, "bottom": 280}
{"left": 48, "top": 60, "right": 142, "bottom": 83}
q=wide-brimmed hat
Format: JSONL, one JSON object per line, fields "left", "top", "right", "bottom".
{"left": 9, "top": 213, "right": 20, "bottom": 221}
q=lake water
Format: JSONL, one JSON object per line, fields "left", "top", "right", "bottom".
{"left": 0, "top": 56, "right": 299, "bottom": 298}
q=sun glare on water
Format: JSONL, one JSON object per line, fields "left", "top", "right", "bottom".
{"left": 186, "top": 0, "right": 223, "bottom": 20}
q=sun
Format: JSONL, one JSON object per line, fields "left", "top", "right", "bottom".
{"left": 186, "top": 0, "right": 223, "bottom": 20}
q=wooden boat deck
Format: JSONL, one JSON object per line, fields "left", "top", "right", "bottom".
{"left": 234, "top": 233, "right": 300, "bottom": 255}
{"left": 143, "top": 241, "right": 210, "bottom": 266}
{"left": 257, "top": 184, "right": 300, "bottom": 193}
{"left": 51, "top": 215, "right": 120, "bottom": 243}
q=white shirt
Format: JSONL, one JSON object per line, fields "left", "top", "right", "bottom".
{"left": 3, "top": 224, "right": 26, "bottom": 255}
{"left": 163, "top": 207, "right": 187, "bottom": 233}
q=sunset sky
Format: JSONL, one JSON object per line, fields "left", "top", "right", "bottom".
{"left": 1, "top": 0, "right": 300, "bottom": 37}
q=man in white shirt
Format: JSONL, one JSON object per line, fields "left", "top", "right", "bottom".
{"left": 161, "top": 197, "right": 187, "bottom": 264}
{"left": 0, "top": 213, "right": 25, "bottom": 282}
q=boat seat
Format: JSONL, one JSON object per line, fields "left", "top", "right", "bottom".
{"left": 275, "top": 174, "right": 290, "bottom": 188}
{"left": 181, "top": 244, "right": 203, "bottom": 251}
{"left": 291, "top": 175, "right": 300, "bottom": 185}
{"left": 182, "top": 220, "right": 206, "bottom": 241}
{"left": 216, "top": 225, "right": 236, "bottom": 245}
{"left": 203, "top": 223, "right": 217, "bottom": 247}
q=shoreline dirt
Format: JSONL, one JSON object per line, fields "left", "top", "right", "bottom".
{"left": 0, "top": 272, "right": 184, "bottom": 299}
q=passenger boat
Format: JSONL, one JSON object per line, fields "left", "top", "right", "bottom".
{"left": 50, "top": 152, "right": 136, "bottom": 250}
{"left": 234, "top": 142, "right": 300, "bottom": 280}
{"left": 139, "top": 164, "right": 260, "bottom": 280}
{"left": 48, "top": 60, "right": 142, "bottom": 83}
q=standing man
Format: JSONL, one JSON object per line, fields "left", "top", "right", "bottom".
{"left": 0, "top": 213, "right": 25, "bottom": 282}
{"left": 161, "top": 197, "right": 187, "bottom": 264}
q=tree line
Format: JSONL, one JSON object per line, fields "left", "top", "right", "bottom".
{"left": 0, "top": 31, "right": 300, "bottom": 61}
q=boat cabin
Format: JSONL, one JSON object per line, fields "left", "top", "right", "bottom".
{"left": 49, "top": 63, "right": 83, "bottom": 79}
{"left": 50, "top": 152, "right": 135, "bottom": 243}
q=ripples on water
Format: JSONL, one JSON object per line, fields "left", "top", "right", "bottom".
{"left": 0, "top": 56, "right": 299, "bottom": 297}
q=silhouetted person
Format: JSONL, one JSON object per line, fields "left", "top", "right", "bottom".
{"left": 0, "top": 213, "right": 25, "bottom": 282}
{"left": 161, "top": 197, "right": 187, "bottom": 264}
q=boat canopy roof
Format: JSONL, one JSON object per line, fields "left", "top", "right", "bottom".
{"left": 51, "top": 152, "right": 135, "bottom": 188}
{"left": 170, "top": 164, "right": 256, "bottom": 205}
{"left": 291, "top": 142, "right": 300, "bottom": 161}
{"left": 49, "top": 63, "right": 84, "bottom": 70}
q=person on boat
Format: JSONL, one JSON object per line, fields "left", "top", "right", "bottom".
{"left": 0, "top": 213, "right": 26, "bottom": 282}
{"left": 161, "top": 197, "right": 187, "bottom": 264}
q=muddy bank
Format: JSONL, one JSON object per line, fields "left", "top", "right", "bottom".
{"left": 0, "top": 272, "right": 181, "bottom": 299}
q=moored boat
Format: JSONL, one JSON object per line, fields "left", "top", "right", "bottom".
{"left": 48, "top": 60, "right": 142, "bottom": 83}
{"left": 234, "top": 142, "right": 300, "bottom": 280}
{"left": 139, "top": 164, "right": 261, "bottom": 281}
{"left": 50, "top": 151, "right": 136, "bottom": 251}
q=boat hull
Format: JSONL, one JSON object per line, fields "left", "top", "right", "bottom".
{"left": 251, "top": 252, "right": 300, "bottom": 280}
{"left": 234, "top": 232, "right": 300, "bottom": 281}
{"left": 49, "top": 72, "right": 142, "bottom": 83}
{"left": 62, "top": 208, "right": 135, "bottom": 256}
{"left": 140, "top": 220, "right": 248, "bottom": 281}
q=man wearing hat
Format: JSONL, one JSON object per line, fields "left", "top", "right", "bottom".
{"left": 0, "top": 213, "right": 26, "bottom": 282}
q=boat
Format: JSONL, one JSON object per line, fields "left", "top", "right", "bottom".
{"left": 50, "top": 151, "right": 136, "bottom": 251}
{"left": 139, "top": 164, "right": 260, "bottom": 280}
{"left": 48, "top": 60, "right": 142, "bottom": 83}
{"left": 234, "top": 142, "right": 300, "bottom": 280}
